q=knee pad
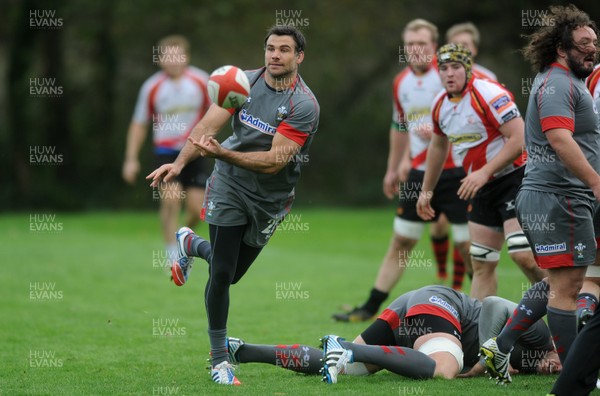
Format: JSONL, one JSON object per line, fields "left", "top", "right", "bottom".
{"left": 393, "top": 217, "right": 425, "bottom": 240}
{"left": 470, "top": 242, "right": 500, "bottom": 262}
{"left": 417, "top": 336, "right": 464, "bottom": 372}
{"left": 450, "top": 223, "right": 470, "bottom": 243}
{"left": 506, "top": 231, "right": 531, "bottom": 253}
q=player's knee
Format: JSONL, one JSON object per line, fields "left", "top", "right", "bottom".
{"left": 509, "top": 250, "right": 536, "bottom": 269}
{"left": 470, "top": 242, "right": 500, "bottom": 263}
{"left": 481, "top": 296, "right": 507, "bottom": 315}
{"left": 481, "top": 295, "right": 503, "bottom": 307}
{"left": 209, "top": 267, "right": 235, "bottom": 285}
{"left": 550, "top": 276, "right": 584, "bottom": 300}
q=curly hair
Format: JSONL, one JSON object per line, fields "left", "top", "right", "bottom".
{"left": 522, "top": 4, "right": 598, "bottom": 73}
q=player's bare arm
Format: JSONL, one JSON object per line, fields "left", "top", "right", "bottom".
{"left": 383, "top": 128, "right": 407, "bottom": 199}
{"left": 416, "top": 133, "right": 449, "bottom": 220}
{"left": 122, "top": 121, "right": 148, "bottom": 184}
{"left": 192, "top": 132, "right": 301, "bottom": 174}
{"left": 458, "top": 117, "right": 524, "bottom": 200}
{"left": 546, "top": 127, "right": 600, "bottom": 200}
{"left": 146, "top": 103, "right": 231, "bottom": 187}
{"left": 397, "top": 134, "right": 412, "bottom": 183}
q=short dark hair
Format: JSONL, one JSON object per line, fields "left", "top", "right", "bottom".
{"left": 522, "top": 4, "right": 599, "bottom": 72}
{"left": 264, "top": 25, "right": 306, "bottom": 53}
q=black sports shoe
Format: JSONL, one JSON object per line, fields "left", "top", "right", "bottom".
{"left": 332, "top": 307, "right": 375, "bottom": 322}
{"left": 577, "top": 308, "right": 594, "bottom": 331}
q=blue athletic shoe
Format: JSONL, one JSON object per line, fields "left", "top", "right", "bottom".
{"left": 320, "top": 335, "right": 349, "bottom": 384}
{"left": 210, "top": 361, "right": 241, "bottom": 386}
{"left": 171, "top": 227, "right": 195, "bottom": 286}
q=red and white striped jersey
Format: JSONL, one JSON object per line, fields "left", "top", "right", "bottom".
{"left": 392, "top": 64, "right": 461, "bottom": 171}
{"left": 432, "top": 77, "right": 524, "bottom": 180}
{"left": 132, "top": 66, "right": 210, "bottom": 153}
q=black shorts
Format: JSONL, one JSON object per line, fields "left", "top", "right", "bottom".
{"left": 397, "top": 167, "right": 467, "bottom": 224}
{"left": 468, "top": 166, "right": 524, "bottom": 228}
{"left": 155, "top": 153, "right": 208, "bottom": 189}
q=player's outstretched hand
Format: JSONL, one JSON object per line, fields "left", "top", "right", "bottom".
{"left": 146, "top": 163, "right": 181, "bottom": 187}
{"left": 189, "top": 135, "right": 224, "bottom": 159}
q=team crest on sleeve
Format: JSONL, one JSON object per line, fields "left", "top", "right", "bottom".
{"left": 491, "top": 94, "right": 512, "bottom": 113}
{"left": 276, "top": 105, "right": 288, "bottom": 121}
{"left": 501, "top": 109, "right": 519, "bottom": 123}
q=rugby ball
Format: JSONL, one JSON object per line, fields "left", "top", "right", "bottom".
{"left": 207, "top": 65, "right": 250, "bottom": 109}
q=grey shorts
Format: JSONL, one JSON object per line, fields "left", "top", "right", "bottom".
{"left": 516, "top": 189, "right": 596, "bottom": 269}
{"left": 201, "top": 175, "right": 293, "bottom": 248}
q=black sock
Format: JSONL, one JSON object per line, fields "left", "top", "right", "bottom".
{"left": 186, "top": 234, "right": 212, "bottom": 262}
{"left": 452, "top": 248, "right": 465, "bottom": 290}
{"left": 547, "top": 306, "right": 577, "bottom": 364}
{"left": 361, "top": 288, "right": 389, "bottom": 315}
{"left": 496, "top": 280, "right": 549, "bottom": 353}
{"left": 551, "top": 309, "right": 600, "bottom": 396}
{"left": 431, "top": 235, "right": 449, "bottom": 278}
{"left": 236, "top": 343, "right": 322, "bottom": 374}
{"left": 340, "top": 341, "right": 435, "bottom": 379}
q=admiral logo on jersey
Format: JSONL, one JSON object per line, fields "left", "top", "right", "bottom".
{"left": 428, "top": 295, "right": 459, "bottom": 319}
{"left": 239, "top": 109, "right": 277, "bottom": 135}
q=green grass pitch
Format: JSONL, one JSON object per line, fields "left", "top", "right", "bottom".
{"left": 2, "top": 209, "right": 565, "bottom": 395}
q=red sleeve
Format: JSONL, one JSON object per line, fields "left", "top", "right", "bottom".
{"left": 431, "top": 95, "right": 446, "bottom": 136}
{"left": 393, "top": 73, "right": 404, "bottom": 116}
{"left": 541, "top": 116, "right": 574, "bottom": 133}
{"left": 277, "top": 121, "right": 309, "bottom": 145}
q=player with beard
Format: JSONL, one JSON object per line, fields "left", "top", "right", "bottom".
{"left": 477, "top": 5, "right": 600, "bottom": 385}
{"left": 148, "top": 25, "right": 319, "bottom": 385}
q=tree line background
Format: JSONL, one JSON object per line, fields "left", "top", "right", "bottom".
{"left": 2, "top": 0, "right": 598, "bottom": 210}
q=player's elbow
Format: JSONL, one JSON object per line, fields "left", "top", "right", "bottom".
{"left": 262, "top": 163, "right": 285, "bottom": 175}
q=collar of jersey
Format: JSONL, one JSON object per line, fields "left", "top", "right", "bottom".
{"left": 549, "top": 61, "right": 569, "bottom": 72}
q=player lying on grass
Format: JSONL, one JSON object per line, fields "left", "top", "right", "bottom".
{"left": 224, "top": 286, "right": 560, "bottom": 382}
